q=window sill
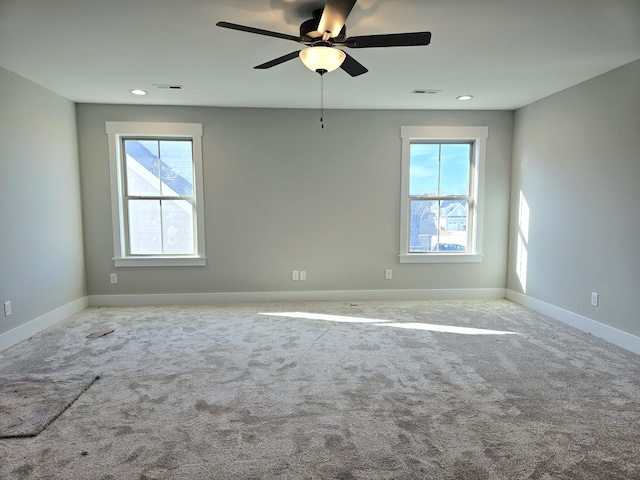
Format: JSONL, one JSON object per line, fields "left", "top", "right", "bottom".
{"left": 399, "top": 253, "right": 483, "bottom": 264}
{"left": 114, "top": 256, "right": 207, "bottom": 267}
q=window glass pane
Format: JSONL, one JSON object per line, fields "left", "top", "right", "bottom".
{"left": 159, "top": 141, "right": 194, "bottom": 197}
{"left": 436, "top": 200, "right": 468, "bottom": 252}
{"left": 162, "top": 199, "right": 194, "bottom": 254}
{"left": 409, "top": 144, "right": 439, "bottom": 196}
{"left": 439, "top": 144, "right": 470, "bottom": 196}
{"left": 409, "top": 200, "right": 438, "bottom": 252}
{"left": 123, "top": 139, "right": 197, "bottom": 256}
{"left": 124, "top": 140, "right": 161, "bottom": 196}
{"left": 128, "top": 199, "right": 162, "bottom": 254}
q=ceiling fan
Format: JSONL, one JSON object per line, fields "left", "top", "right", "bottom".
{"left": 216, "top": 0, "right": 432, "bottom": 77}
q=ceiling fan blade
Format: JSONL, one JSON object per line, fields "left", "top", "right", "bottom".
{"left": 317, "top": 0, "right": 357, "bottom": 39}
{"left": 343, "top": 31, "right": 432, "bottom": 48}
{"left": 216, "top": 21, "right": 301, "bottom": 43}
{"left": 254, "top": 51, "right": 302, "bottom": 70}
{"left": 340, "top": 52, "right": 368, "bottom": 77}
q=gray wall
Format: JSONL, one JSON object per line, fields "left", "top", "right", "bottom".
{"left": 0, "top": 67, "right": 86, "bottom": 336}
{"left": 508, "top": 59, "right": 640, "bottom": 336}
{"left": 77, "top": 105, "right": 513, "bottom": 296}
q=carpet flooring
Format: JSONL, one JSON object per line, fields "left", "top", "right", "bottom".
{"left": 0, "top": 300, "right": 638, "bottom": 479}
{"left": 0, "top": 373, "right": 99, "bottom": 438}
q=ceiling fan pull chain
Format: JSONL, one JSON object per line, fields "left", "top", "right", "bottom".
{"left": 320, "top": 70, "right": 325, "bottom": 129}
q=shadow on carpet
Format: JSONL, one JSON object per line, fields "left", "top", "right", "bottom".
{"left": 0, "top": 373, "right": 99, "bottom": 438}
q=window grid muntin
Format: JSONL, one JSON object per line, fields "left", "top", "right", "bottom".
{"left": 121, "top": 137, "right": 197, "bottom": 257}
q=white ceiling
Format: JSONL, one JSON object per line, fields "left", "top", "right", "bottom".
{"left": 1, "top": 0, "right": 639, "bottom": 110}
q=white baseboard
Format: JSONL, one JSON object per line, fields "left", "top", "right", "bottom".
{"left": 507, "top": 290, "right": 640, "bottom": 355}
{"left": 0, "top": 297, "right": 89, "bottom": 352}
{"left": 88, "top": 288, "right": 506, "bottom": 307}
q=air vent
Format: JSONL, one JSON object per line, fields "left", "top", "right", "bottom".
{"left": 411, "top": 89, "right": 441, "bottom": 95}
{"left": 154, "top": 84, "right": 184, "bottom": 90}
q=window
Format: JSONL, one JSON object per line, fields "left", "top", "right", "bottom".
{"left": 106, "top": 122, "right": 205, "bottom": 267}
{"left": 399, "top": 126, "right": 488, "bottom": 263}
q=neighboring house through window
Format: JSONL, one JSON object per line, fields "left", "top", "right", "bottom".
{"left": 106, "top": 122, "right": 206, "bottom": 267}
{"left": 400, "top": 126, "right": 488, "bottom": 263}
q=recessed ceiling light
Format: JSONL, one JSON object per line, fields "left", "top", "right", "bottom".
{"left": 457, "top": 95, "right": 474, "bottom": 101}
{"left": 130, "top": 89, "right": 147, "bottom": 96}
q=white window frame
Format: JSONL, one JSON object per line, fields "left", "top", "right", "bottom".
{"left": 106, "top": 122, "right": 206, "bottom": 267}
{"left": 399, "top": 126, "right": 488, "bottom": 264}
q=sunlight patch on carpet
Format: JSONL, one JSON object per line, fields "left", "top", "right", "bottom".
{"left": 377, "top": 322, "right": 519, "bottom": 335}
{"left": 259, "top": 312, "right": 518, "bottom": 335}
{"left": 260, "top": 312, "right": 384, "bottom": 323}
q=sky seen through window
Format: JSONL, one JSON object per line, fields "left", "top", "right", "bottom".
{"left": 409, "top": 143, "right": 471, "bottom": 196}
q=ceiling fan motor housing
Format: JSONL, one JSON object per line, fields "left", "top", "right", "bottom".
{"left": 300, "top": 11, "right": 347, "bottom": 43}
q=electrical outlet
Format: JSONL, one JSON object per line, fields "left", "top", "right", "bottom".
{"left": 110, "top": 273, "right": 118, "bottom": 284}
{"left": 292, "top": 270, "right": 299, "bottom": 281}
{"left": 4, "top": 301, "right": 12, "bottom": 316}
{"left": 591, "top": 292, "right": 599, "bottom": 307}
{"left": 385, "top": 269, "right": 393, "bottom": 280}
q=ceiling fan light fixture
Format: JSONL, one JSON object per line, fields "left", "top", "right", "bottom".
{"left": 299, "top": 46, "right": 346, "bottom": 73}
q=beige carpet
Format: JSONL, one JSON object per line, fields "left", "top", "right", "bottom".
{"left": 0, "top": 300, "right": 638, "bottom": 479}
